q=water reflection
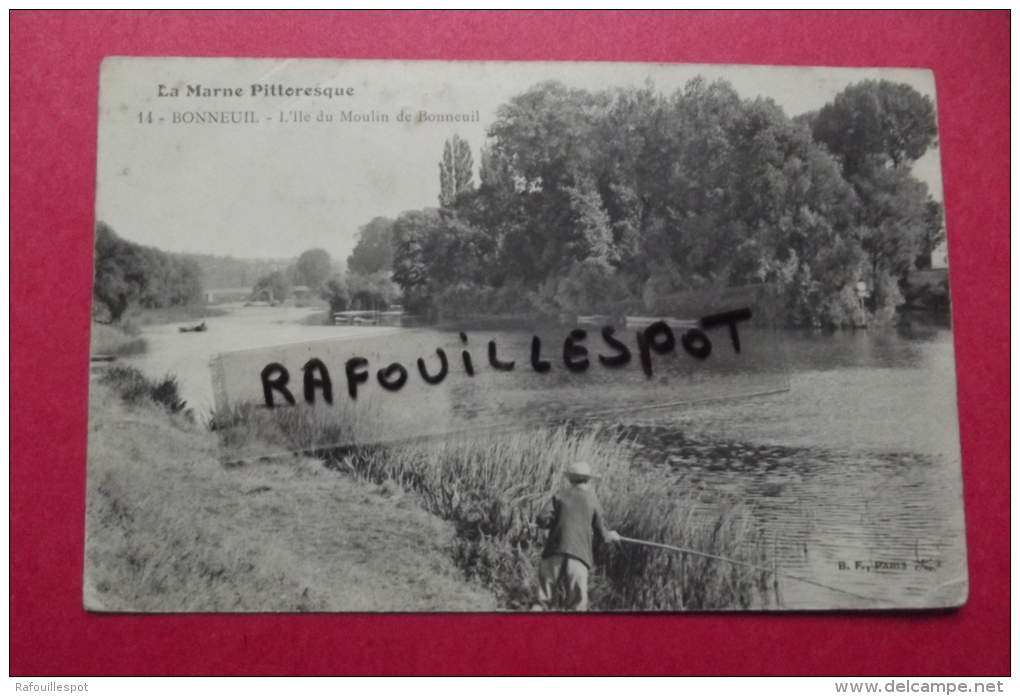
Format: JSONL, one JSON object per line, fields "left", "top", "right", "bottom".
{"left": 610, "top": 329, "right": 964, "bottom": 608}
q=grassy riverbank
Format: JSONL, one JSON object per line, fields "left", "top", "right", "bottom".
{"left": 94, "top": 363, "right": 771, "bottom": 611}
{"left": 212, "top": 399, "right": 773, "bottom": 610}
{"left": 86, "top": 369, "right": 496, "bottom": 612}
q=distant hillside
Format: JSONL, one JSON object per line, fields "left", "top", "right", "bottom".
{"left": 183, "top": 254, "right": 295, "bottom": 290}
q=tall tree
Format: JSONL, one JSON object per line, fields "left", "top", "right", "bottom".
{"left": 478, "top": 145, "right": 512, "bottom": 191}
{"left": 250, "top": 271, "right": 290, "bottom": 304}
{"left": 346, "top": 271, "right": 400, "bottom": 311}
{"left": 809, "top": 80, "right": 943, "bottom": 316}
{"left": 564, "top": 177, "right": 616, "bottom": 271}
{"left": 94, "top": 222, "right": 146, "bottom": 322}
{"left": 810, "top": 79, "right": 938, "bottom": 177}
{"left": 321, "top": 276, "right": 350, "bottom": 313}
{"left": 296, "top": 248, "right": 332, "bottom": 291}
{"left": 391, "top": 209, "right": 444, "bottom": 314}
{"left": 439, "top": 134, "right": 475, "bottom": 206}
{"left": 346, "top": 217, "right": 395, "bottom": 274}
{"left": 916, "top": 199, "right": 946, "bottom": 269}
{"left": 850, "top": 165, "right": 932, "bottom": 313}
{"left": 93, "top": 222, "right": 204, "bottom": 322}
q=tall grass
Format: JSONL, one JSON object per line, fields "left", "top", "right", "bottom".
{"left": 341, "top": 427, "right": 630, "bottom": 607}
{"left": 208, "top": 399, "right": 366, "bottom": 462}
{"left": 215, "top": 399, "right": 773, "bottom": 610}
{"left": 98, "top": 364, "right": 188, "bottom": 416}
{"left": 599, "top": 485, "right": 771, "bottom": 610}
{"left": 363, "top": 430, "right": 770, "bottom": 610}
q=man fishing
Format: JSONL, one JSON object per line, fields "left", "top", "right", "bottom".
{"left": 531, "top": 461, "right": 620, "bottom": 611}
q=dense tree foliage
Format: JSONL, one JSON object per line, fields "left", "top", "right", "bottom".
{"left": 296, "top": 248, "right": 333, "bottom": 291}
{"left": 807, "top": 81, "right": 943, "bottom": 319}
{"left": 811, "top": 79, "right": 938, "bottom": 176}
{"left": 283, "top": 262, "right": 305, "bottom": 289}
{"left": 346, "top": 217, "right": 395, "bottom": 275}
{"left": 250, "top": 270, "right": 290, "bottom": 304}
{"left": 93, "top": 222, "right": 204, "bottom": 322}
{"left": 320, "top": 271, "right": 399, "bottom": 313}
{"left": 183, "top": 254, "right": 293, "bottom": 290}
{"left": 346, "top": 271, "right": 399, "bottom": 310}
{"left": 321, "top": 277, "right": 350, "bottom": 313}
{"left": 380, "top": 78, "right": 943, "bottom": 326}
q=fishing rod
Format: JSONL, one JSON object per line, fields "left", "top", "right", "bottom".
{"left": 617, "top": 535, "right": 875, "bottom": 602}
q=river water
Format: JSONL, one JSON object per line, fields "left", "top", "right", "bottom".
{"left": 123, "top": 305, "right": 967, "bottom": 610}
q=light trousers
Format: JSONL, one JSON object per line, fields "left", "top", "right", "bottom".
{"left": 533, "top": 554, "right": 589, "bottom": 611}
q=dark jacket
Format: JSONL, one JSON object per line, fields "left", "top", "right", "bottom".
{"left": 536, "top": 485, "right": 611, "bottom": 569}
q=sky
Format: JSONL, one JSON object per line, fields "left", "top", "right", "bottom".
{"left": 96, "top": 58, "right": 944, "bottom": 263}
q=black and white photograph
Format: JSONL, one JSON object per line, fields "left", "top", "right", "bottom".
{"left": 86, "top": 58, "right": 965, "bottom": 613}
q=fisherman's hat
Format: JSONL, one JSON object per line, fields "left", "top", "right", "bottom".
{"left": 564, "top": 461, "right": 601, "bottom": 480}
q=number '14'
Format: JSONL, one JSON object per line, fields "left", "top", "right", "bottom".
{"left": 138, "top": 111, "right": 153, "bottom": 124}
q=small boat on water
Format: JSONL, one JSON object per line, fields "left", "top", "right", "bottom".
{"left": 179, "top": 321, "right": 208, "bottom": 333}
{"left": 625, "top": 316, "right": 698, "bottom": 329}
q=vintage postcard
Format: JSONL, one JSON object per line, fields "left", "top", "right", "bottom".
{"left": 86, "top": 58, "right": 965, "bottom": 612}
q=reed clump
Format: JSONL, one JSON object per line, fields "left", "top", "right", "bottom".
{"left": 215, "top": 398, "right": 772, "bottom": 609}
{"left": 598, "top": 483, "right": 772, "bottom": 610}
{"left": 347, "top": 427, "right": 630, "bottom": 607}
{"left": 98, "top": 364, "right": 188, "bottom": 416}
{"left": 207, "top": 399, "right": 369, "bottom": 463}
